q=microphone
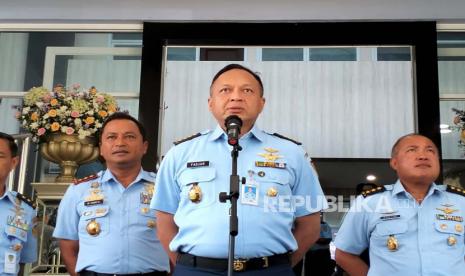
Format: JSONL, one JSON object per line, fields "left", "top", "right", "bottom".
{"left": 224, "top": 115, "right": 242, "bottom": 146}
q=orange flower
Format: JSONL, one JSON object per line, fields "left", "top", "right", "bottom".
{"left": 48, "top": 109, "right": 57, "bottom": 117}
{"left": 50, "top": 98, "right": 58, "bottom": 106}
{"left": 51, "top": 122, "right": 60, "bottom": 132}
{"left": 30, "top": 112, "right": 39, "bottom": 121}
{"left": 108, "top": 104, "right": 116, "bottom": 113}
{"left": 98, "top": 110, "right": 108, "bottom": 118}
{"left": 85, "top": 117, "right": 95, "bottom": 125}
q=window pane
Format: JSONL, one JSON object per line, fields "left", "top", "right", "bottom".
{"left": 167, "top": 47, "right": 196, "bottom": 61}
{"left": 377, "top": 47, "right": 411, "bottom": 61}
{"left": 199, "top": 48, "right": 244, "bottom": 61}
{"left": 262, "top": 48, "right": 303, "bottom": 61}
{"left": 309, "top": 48, "right": 356, "bottom": 61}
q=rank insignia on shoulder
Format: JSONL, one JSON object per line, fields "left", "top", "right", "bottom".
{"left": 446, "top": 185, "right": 465, "bottom": 197}
{"left": 74, "top": 174, "right": 99, "bottom": 185}
{"left": 173, "top": 133, "right": 201, "bottom": 146}
{"left": 16, "top": 193, "right": 36, "bottom": 209}
{"left": 272, "top": 133, "right": 302, "bottom": 145}
{"left": 361, "top": 185, "right": 385, "bottom": 198}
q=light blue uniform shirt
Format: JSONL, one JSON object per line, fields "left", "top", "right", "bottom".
{"left": 0, "top": 190, "right": 37, "bottom": 275}
{"left": 335, "top": 180, "right": 465, "bottom": 276}
{"left": 53, "top": 169, "right": 169, "bottom": 274}
{"left": 151, "top": 125, "right": 327, "bottom": 258}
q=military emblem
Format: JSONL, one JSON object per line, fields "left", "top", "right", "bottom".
{"left": 258, "top": 148, "right": 283, "bottom": 161}
{"left": 141, "top": 207, "right": 149, "bottom": 214}
{"left": 258, "top": 171, "right": 265, "bottom": 177}
{"left": 267, "top": 187, "right": 278, "bottom": 197}
{"left": 86, "top": 219, "right": 101, "bottom": 236}
{"left": 140, "top": 183, "right": 154, "bottom": 204}
{"left": 447, "top": 235, "right": 457, "bottom": 246}
{"left": 12, "top": 244, "right": 22, "bottom": 251}
{"left": 90, "top": 182, "right": 99, "bottom": 189}
{"left": 387, "top": 235, "right": 398, "bottom": 251}
{"left": 456, "top": 224, "right": 463, "bottom": 233}
{"left": 440, "top": 223, "right": 448, "bottom": 230}
{"left": 84, "top": 189, "right": 104, "bottom": 206}
{"left": 436, "top": 205, "right": 458, "bottom": 215}
{"left": 147, "top": 220, "right": 156, "bottom": 228}
{"left": 189, "top": 183, "right": 202, "bottom": 203}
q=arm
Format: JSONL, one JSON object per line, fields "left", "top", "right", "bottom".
{"left": 59, "top": 239, "right": 79, "bottom": 276}
{"left": 156, "top": 211, "right": 179, "bottom": 268}
{"left": 335, "top": 249, "right": 368, "bottom": 276}
{"left": 291, "top": 212, "right": 320, "bottom": 266}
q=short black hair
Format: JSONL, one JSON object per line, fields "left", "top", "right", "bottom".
{"left": 98, "top": 112, "right": 147, "bottom": 142}
{"left": 210, "top": 64, "right": 264, "bottom": 96}
{"left": 390, "top": 133, "right": 438, "bottom": 157}
{"left": 0, "top": 132, "right": 18, "bottom": 157}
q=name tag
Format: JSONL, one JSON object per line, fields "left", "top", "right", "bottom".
{"left": 187, "top": 161, "right": 210, "bottom": 168}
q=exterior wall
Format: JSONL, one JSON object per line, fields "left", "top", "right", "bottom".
{"left": 1, "top": 0, "right": 465, "bottom": 22}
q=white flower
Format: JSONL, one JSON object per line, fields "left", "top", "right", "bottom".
{"left": 60, "top": 106, "right": 68, "bottom": 111}
{"left": 35, "top": 102, "right": 43, "bottom": 108}
{"left": 22, "top": 120, "right": 27, "bottom": 126}
{"left": 30, "top": 122, "right": 38, "bottom": 129}
{"left": 87, "top": 110, "right": 94, "bottom": 116}
{"left": 43, "top": 114, "right": 49, "bottom": 119}
{"left": 74, "top": 118, "right": 82, "bottom": 126}
{"left": 22, "top": 107, "right": 30, "bottom": 114}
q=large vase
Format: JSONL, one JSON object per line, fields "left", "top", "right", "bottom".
{"left": 40, "top": 133, "right": 99, "bottom": 183}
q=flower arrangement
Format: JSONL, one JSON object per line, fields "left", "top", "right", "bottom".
{"left": 17, "top": 84, "right": 119, "bottom": 142}
{"left": 452, "top": 107, "right": 465, "bottom": 146}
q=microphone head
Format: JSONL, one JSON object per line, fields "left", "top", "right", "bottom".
{"left": 224, "top": 115, "right": 243, "bottom": 129}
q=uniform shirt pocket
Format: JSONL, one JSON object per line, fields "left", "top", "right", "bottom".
{"left": 434, "top": 220, "right": 464, "bottom": 236}
{"left": 179, "top": 167, "right": 217, "bottom": 208}
{"left": 78, "top": 205, "right": 110, "bottom": 237}
{"left": 373, "top": 220, "right": 409, "bottom": 236}
{"left": 371, "top": 220, "right": 409, "bottom": 251}
{"left": 255, "top": 168, "right": 291, "bottom": 198}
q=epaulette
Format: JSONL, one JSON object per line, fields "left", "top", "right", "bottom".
{"left": 446, "top": 185, "right": 465, "bottom": 197}
{"left": 361, "top": 185, "right": 386, "bottom": 198}
{"left": 73, "top": 174, "right": 99, "bottom": 185}
{"left": 272, "top": 133, "right": 302, "bottom": 145}
{"left": 16, "top": 193, "right": 36, "bottom": 209}
{"left": 173, "top": 133, "right": 201, "bottom": 146}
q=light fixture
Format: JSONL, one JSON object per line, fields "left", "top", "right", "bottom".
{"left": 440, "top": 124, "right": 452, "bottom": 134}
{"left": 366, "top": 174, "right": 377, "bottom": 181}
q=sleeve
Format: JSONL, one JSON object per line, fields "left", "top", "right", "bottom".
{"left": 150, "top": 147, "right": 181, "bottom": 214}
{"left": 291, "top": 146, "right": 328, "bottom": 217}
{"left": 52, "top": 184, "right": 80, "bottom": 240}
{"left": 334, "top": 195, "right": 370, "bottom": 255}
{"left": 19, "top": 207, "right": 38, "bottom": 263}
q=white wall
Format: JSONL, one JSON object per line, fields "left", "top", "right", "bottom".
{"left": 1, "top": 0, "right": 465, "bottom": 21}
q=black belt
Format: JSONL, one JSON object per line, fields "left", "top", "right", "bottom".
{"left": 79, "top": 270, "right": 167, "bottom": 276}
{"left": 177, "top": 252, "right": 291, "bottom": 272}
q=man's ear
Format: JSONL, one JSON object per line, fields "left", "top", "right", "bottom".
{"left": 10, "top": 156, "right": 19, "bottom": 172}
{"left": 389, "top": 157, "right": 397, "bottom": 171}
{"left": 143, "top": 140, "right": 149, "bottom": 154}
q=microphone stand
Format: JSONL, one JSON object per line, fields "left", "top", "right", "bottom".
{"left": 219, "top": 142, "right": 243, "bottom": 276}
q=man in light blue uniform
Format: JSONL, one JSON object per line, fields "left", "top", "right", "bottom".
{"left": 53, "top": 113, "right": 169, "bottom": 276}
{"left": 0, "top": 132, "right": 37, "bottom": 275}
{"left": 152, "top": 64, "right": 327, "bottom": 275}
{"left": 335, "top": 134, "right": 465, "bottom": 276}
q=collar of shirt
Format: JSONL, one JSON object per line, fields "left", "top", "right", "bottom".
{"left": 100, "top": 168, "right": 153, "bottom": 188}
{"left": 392, "top": 179, "right": 441, "bottom": 200}
{"left": 208, "top": 124, "right": 266, "bottom": 143}
{"left": 0, "top": 190, "right": 16, "bottom": 204}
